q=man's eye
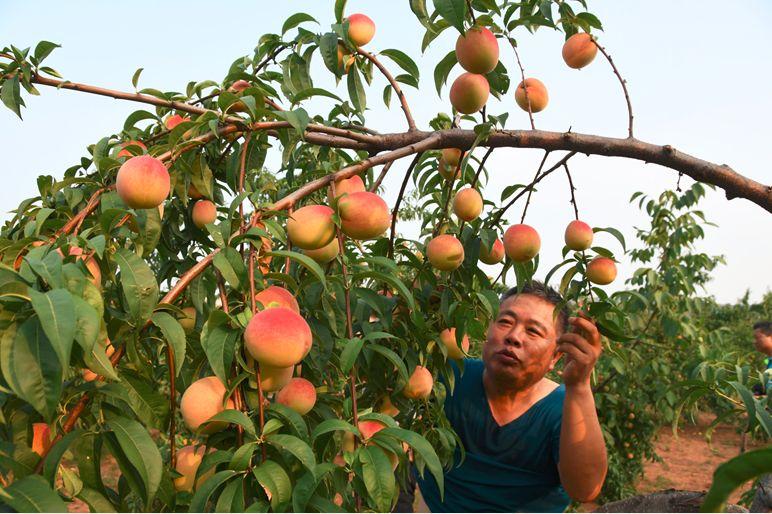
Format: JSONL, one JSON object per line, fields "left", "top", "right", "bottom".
{"left": 528, "top": 328, "right": 541, "bottom": 336}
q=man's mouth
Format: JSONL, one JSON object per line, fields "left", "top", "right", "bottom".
{"left": 496, "top": 350, "right": 520, "bottom": 364}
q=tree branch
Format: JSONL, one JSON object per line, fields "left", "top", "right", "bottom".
{"left": 356, "top": 49, "right": 417, "bottom": 131}
{"left": 594, "top": 39, "right": 634, "bottom": 138}
{"left": 388, "top": 153, "right": 423, "bottom": 259}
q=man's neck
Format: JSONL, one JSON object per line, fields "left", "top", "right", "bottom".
{"left": 483, "top": 370, "right": 557, "bottom": 426}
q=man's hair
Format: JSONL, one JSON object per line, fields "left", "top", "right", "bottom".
{"left": 753, "top": 321, "right": 772, "bottom": 335}
{"left": 500, "top": 281, "right": 569, "bottom": 334}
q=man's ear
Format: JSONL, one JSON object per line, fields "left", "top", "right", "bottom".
{"left": 548, "top": 345, "right": 563, "bottom": 371}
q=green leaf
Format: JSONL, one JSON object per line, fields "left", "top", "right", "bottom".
{"left": 701, "top": 447, "right": 772, "bottom": 512}
{"left": 282, "top": 13, "right": 318, "bottom": 34}
{"left": 42, "top": 428, "right": 85, "bottom": 486}
{"left": 319, "top": 32, "right": 341, "bottom": 75}
{"left": 107, "top": 416, "right": 162, "bottom": 508}
{"left": 114, "top": 248, "right": 159, "bottom": 326}
{"left": 189, "top": 470, "right": 238, "bottom": 513}
{"left": 131, "top": 68, "right": 144, "bottom": 89}
{"left": 26, "top": 250, "right": 64, "bottom": 289}
{"left": 433, "top": 0, "right": 467, "bottom": 34}
{"left": 380, "top": 49, "right": 420, "bottom": 80}
{"left": 33, "top": 41, "right": 61, "bottom": 63}
{"left": 359, "top": 446, "right": 396, "bottom": 512}
{"left": 76, "top": 487, "right": 117, "bottom": 513}
{"left": 0, "top": 318, "right": 62, "bottom": 421}
{"left": 267, "top": 250, "right": 327, "bottom": 288}
{"left": 334, "top": 0, "right": 347, "bottom": 23}
{"left": 267, "top": 403, "right": 310, "bottom": 441}
{"left": 376, "top": 427, "right": 444, "bottom": 499}
{"left": 593, "top": 226, "right": 626, "bottom": 252}
{"left": 253, "top": 460, "right": 292, "bottom": 510}
{"left": 433, "top": 50, "right": 458, "bottom": 96}
{"left": 340, "top": 337, "right": 365, "bottom": 374}
{"left": 354, "top": 270, "right": 415, "bottom": 311}
{"left": 2, "top": 474, "right": 68, "bottom": 512}
{"left": 200, "top": 312, "right": 238, "bottom": 386}
{"left": 212, "top": 247, "right": 247, "bottom": 291}
{"left": 151, "top": 312, "right": 186, "bottom": 377}
{"left": 1, "top": 75, "right": 24, "bottom": 119}
{"left": 347, "top": 65, "right": 366, "bottom": 113}
{"left": 311, "top": 419, "right": 358, "bottom": 441}
{"left": 291, "top": 87, "right": 343, "bottom": 105}
{"left": 28, "top": 288, "right": 75, "bottom": 369}
{"left": 274, "top": 108, "right": 311, "bottom": 137}
{"left": 266, "top": 434, "right": 316, "bottom": 472}
{"left": 205, "top": 409, "right": 257, "bottom": 440}
{"left": 367, "top": 343, "right": 409, "bottom": 383}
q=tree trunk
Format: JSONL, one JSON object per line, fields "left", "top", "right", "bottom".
{"left": 594, "top": 489, "right": 747, "bottom": 513}
{"left": 750, "top": 474, "right": 772, "bottom": 513}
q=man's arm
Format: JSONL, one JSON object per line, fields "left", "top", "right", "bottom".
{"left": 556, "top": 316, "right": 608, "bottom": 502}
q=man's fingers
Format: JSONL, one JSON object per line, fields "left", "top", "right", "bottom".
{"left": 558, "top": 333, "right": 593, "bottom": 357}
{"left": 556, "top": 342, "right": 588, "bottom": 363}
{"left": 569, "top": 316, "right": 601, "bottom": 346}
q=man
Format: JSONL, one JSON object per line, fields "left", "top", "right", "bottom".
{"left": 415, "top": 281, "right": 607, "bottom": 512}
{"left": 752, "top": 321, "right": 772, "bottom": 396}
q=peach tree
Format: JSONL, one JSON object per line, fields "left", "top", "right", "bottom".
{"left": 0, "top": 0, "right": 770, "bottom": 511}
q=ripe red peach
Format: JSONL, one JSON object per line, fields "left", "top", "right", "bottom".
{"left": 244, "top": 307, "right": 312, "bottom": 367}
{"left": 31, "top": 423, "right": 52, "bottom": 456}
{"left": 329, "top": 175, "right": 365, "bottom": 205}
{"left": 515, "top": 78, "right": 549, "bottom": 113}
{"left": 165, "top": 114, "right": 189, "bottom": 130}
{"left": 276, "top": 377, "right": 317, "bottom": 415}
{"left": 402, "top": 366, "right": 433, "bottom": 399}
{"left": 456, "top": 26, "right": 499, "bottom": 74}
{"left": 258, "top": 363, "right": 294, "bottom": 393}
{"left": 564, "top": 220, "right": 594, "bottom": 251}
{"left": 179, "top": 307, "right": 197, "bottom": 334}
{"left": 346, "top": 13, "right": 376, "bottom": 47}
{"left": 378, "top": 395, "right": 400, "bottom": 417}
{"left": 479, "top": 238, "right": 505, "bottom": 265}
{"left": 117, "top": 140, "right": 147, "bottom": 159}
{"left": 426, "top": 235, "right": 465, "bottom": 271}
{"left": 337, "top": 191, "right": 391, "bottom": 240}
{"left": 255, "top": 285, "right": 300, "bottom": 313}
{"left": 180, "top": 376, "right": 235, "bottom": 434}
{"left": 286, "top": 205, "right": 336, "bottom": 250}
{"left": 174, "top": 445, "right": 214, "bottom": 492}
{"left": 452, "top": 188, "right": 483, "bottom": 221}
{"left": 191, "top": 200, "right": 217, "bottom": 229}
{"left": 449, "top": 73, "right": 490, "bottom": 114}
{"left": 304, "top": 238, "right": 339, "bottom": 264}
{"left": 116, "top": 155, "right": 170, "bottom": 209}
{"left": 503, "top": 224, "right": 541, "bottom": 262}
{"left": 586, "top": 257, "right": 617, "bottom": 285}
{"left": 358, "top": 419, "right": 386, "bottom": 441}
{"left": 562, "top": 33, "right": 598, "bottom": 69}
{"left": 438, "top": 148, "right": 463, "bottom": 180}
{"left": 439, "top": 328, "right": 470, "bottom": 360}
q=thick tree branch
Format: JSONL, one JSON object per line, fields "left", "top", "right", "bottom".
{"left": 356, "top": 49, "right": 417, "bottom": 131}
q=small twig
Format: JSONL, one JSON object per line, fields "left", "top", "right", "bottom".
{"left": 433, "top": 153, "right": 465, "bottom": 237}
{"left": 465, "top": 0, "right": 477, "bottom": 24}
{"left": 594, "top": 39, "right": 634, "bottom": 138}
{"left": 356, "top": 49, "right": 417, "bottom": 131}
{"left": 369, "top": 160, "right": 395, "bottom": 192}
{"left": 520, "top": 151, "right": 551, "bottom": 223}
{"left": 238, "top": 134, "right": 252, "bottom": 222}
{"left": 511, "top": 42, "right": 536, "bottom": 130}
{"left": 458, "top": 147, "right": 495, "bottom": 234}
{"left": 248, "top": 248, "right": 267, "bottom": 461}
{"left": 285, "top": 204, "right": 294, "bottom": 273}
{"left": 388, "top": 154, "right": 423, "bottom": 259}
{"left": 563, "top": 162, "right": 580, "bottom": 220}
{"left": 166, "top": 345, "right": 177, "bottom": 467}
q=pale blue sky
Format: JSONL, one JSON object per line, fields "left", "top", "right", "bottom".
{"left": 1, "top": 1, "right": 770, "bottom": 304}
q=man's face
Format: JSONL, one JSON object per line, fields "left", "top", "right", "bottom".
{"left": 482, "top": 294, "right": 562, "bottom": 390}
{"left": 754, "top": 329, "right": 772, "bottom": 355}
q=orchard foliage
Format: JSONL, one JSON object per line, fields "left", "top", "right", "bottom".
{"left": 0, "top": 0, "right": 769, "bottom": 512}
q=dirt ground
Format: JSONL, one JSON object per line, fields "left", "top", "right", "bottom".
{"left": 66, "top": 415, "right": 765, "bottom": 512}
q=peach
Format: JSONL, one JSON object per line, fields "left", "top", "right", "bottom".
{"left": 304, "top": 238, "right": 339, "bottom": 264}
{"left": 586, "top": 257, "right": 617, "bottom": 285}
{"left": 174, "top": 445, "right": 214, "bottom": 492}
{"left": 515, "top": 78, "right": 549, "bottom": 113}
{"left": 31, "top": 423, "right": 52, "bottom": 456}
{"left": 562, "top": 33, "right": 597, "bottom": 69}
{"left": 179, "top": 307, "right": 197, "bottom": 334}
{"left": 82, "top": 341, "right": 115, "bottom": 382}
{"left": 244, "top": 307, "right": 312, "bottom": 367}
{"left": 564, "top": 220, "right": 594, "bottom": 251}
{"left": 346, "top": 13, "right": 376, "bottom": 47}
{"left": 188, "top": 183, "right": 204, "bottom": 200}
{"left": 229, "top": 80, "right": 250, "bottom": 93}
{"left": 68, "top": 246, "right": 101, "bottom": 288}
{"left": 180, "top": 376, "right": 235, "bottom": 434}
{"left": 402, "top": 366, "right": 433, "bottom": 399}
{"left": 116, "top": 155, "right": 170, "bottom": 209}
{"left": 329, "top": 175, "right": 365, "bottom": 205}
{"left": 338, "top": 191, "right": 391, "bottom": 240}
{"left": 426, "top": 235, "right": 465, "bottom": 272}
{"left": 276, "top": 377, "right": 317, "bottom": 415}
{"left": 449, "top": 73, "right": 490, "bottom": 114}
{"left": 439, "top": 328, "right": 470, "bottom": 360}
{"left": 286, "top": 205, "right": 336, "bottom": 250}
{"left": 378, "top": 395, "right": 400, "bottom": 417}
{"left": 191, "top": 200, "right": 217, "bottom": 229}
{"left": 479, "top": 238, "right": 504, "bottom": 265}
{"left": 255, "top": 285, "right": 300, "bottom": 313}
{"left": 452, "top": 188, "right": 483, "bottom": 221}
{"left": 117, "top": 140, "right": 147, "bottom": 159}
{"left": 358, "top": 420, "right": 386, "bottom": 441}
{"left": 257, "top": 363, "right": 294, "bottom": 393}
{"left": 165, "top": 114, "right": 189, "bottom": 130}
{"left": 456, "top": 26, "right": 499, "bottom": 74}
{"left": 503, "top": 224, "right": 540, "bottom": 262}
{"left": 438, "top": 148, "right": 463, "bottom": 180}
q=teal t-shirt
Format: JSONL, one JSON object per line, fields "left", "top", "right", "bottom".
{"left": 416, "top": 359, "right": 570, "bottom": 512}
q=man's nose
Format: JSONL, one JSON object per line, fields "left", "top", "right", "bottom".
{"left": 504, "top": 325, "right": 524, "bottom": 347}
